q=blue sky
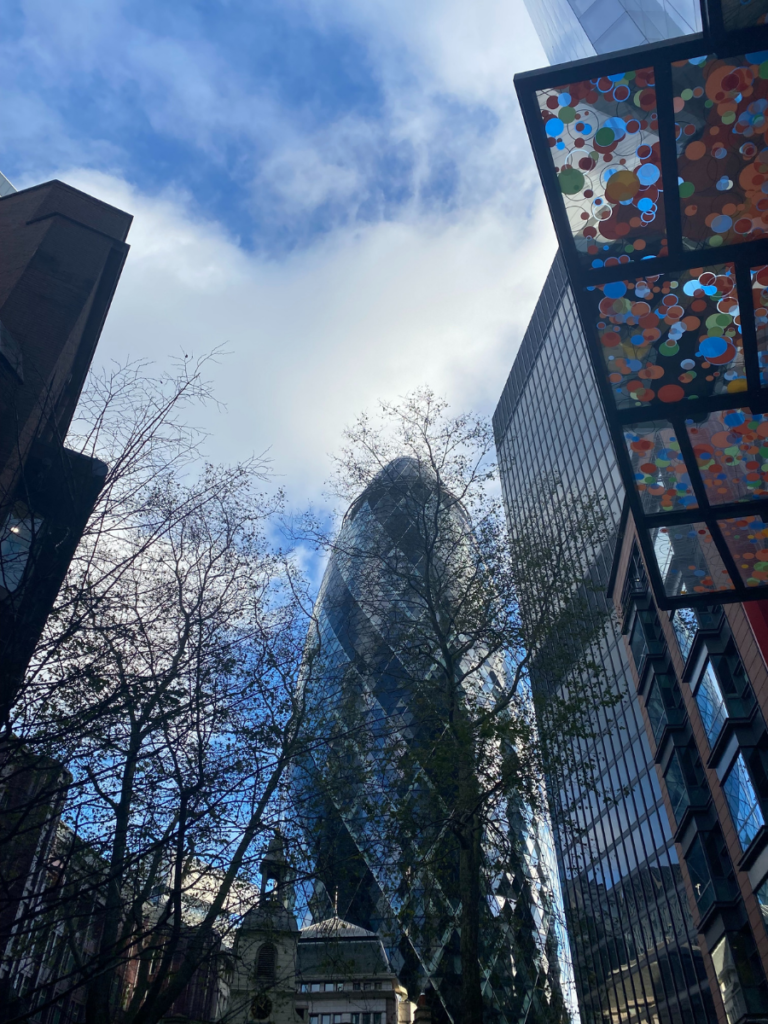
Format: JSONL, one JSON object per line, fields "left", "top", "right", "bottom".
{"left": 2, "top": 0, "right": 557, "bottom": 505}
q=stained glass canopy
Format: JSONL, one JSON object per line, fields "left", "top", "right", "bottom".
{"left": 516, "top": 1, "right": 768, "bottom": 608}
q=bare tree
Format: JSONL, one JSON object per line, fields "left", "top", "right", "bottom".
{"left": 1, "top": 359, "right": 322, "bottom": 1024}
{"left": 296, "top": 389, "right": 615, "bottom": 1024}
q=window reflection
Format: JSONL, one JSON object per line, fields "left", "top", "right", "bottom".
{"left": 0, "top": 504, "right": 42, "bottom": 594}
{"left": 670, "top": 607, "right": 697, "bottom": 661}
{"left": 693, "top": 660, "right": 729, "bottom": 747}
{"left": 723, "top": 753, "right": 765, "bottom": 850}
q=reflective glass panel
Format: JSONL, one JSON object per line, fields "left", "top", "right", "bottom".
{"left": 624, "top": 420, "right": 697, "bottom": 512}
{"left": 750, "top": 264, "right": 768, "bottom": 384}
{"left": 671, "top": 606, "right": 698, "bottom": 660}
{"left": 723, "top": 753, "right": 765, "bottom": 848}
{"left": 0, "top": 505, "right": 41, "bottom": 594}
{"left": 757, "top": 875, "right": 768, "bottom": 928}
{"left": 694, "top": 659, "right": 729, "bottom": 745}
{"left": 645, "top": 680, "right": 668, "bottom": 741}
{"left": 720, "top": 0, "right": 768, "bottom": 31}
{"left": 590, "top": 264, "right": 744, "bottom": 409}
{"left": 652, "top": 523, "right": 735, "bottom": 595}
{"left": 718, "top": 513, "right": 768, "bottom": 585}
{"left": 673, "top": 55, "right": 768, "bottom": 250}
{"left": 664, "top": 749, "right": 691, "bottom": 823}
{"left": 686, "top": 408, "right": 768, "bottom": 503}
{"left": 536, "top": 69, "right": 666, "bottom": 266}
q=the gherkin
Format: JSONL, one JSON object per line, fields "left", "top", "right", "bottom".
{"left": 296, "top": 457, "right": 578, "bottom": 1023}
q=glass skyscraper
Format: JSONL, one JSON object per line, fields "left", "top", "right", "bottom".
{"left": 493, "top": 255, "right": 718, "bottom": 1022}
{"left": 523, "top": 0, "right": 701, "bottom": 65}
{"left": 299, "top": 456, "right": 579, "bottom": 1023}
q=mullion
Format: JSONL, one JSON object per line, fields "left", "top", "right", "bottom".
{"left": 673, "top": 413, "right": 710, "bottom": 510}
{"left": 654, "top": 61, "right": 683, "bottom": 266}
{"left": 613, "top": 392, "right": 768, "bottom": 428}
{"left": 736, "top": 261, "right": 761, "bottom": 391}
{"left": 707, "top": 518, "right": 745, "bottom": 588}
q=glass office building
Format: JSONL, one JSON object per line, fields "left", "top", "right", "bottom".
{"left": 298, "top": 457, "right": 579, "bottom": 1023}
{"left": 493, "top": 254, "right": 718, "bottom": 1022}
{"left": 523, "top": 0, "right": 701, "bottom": 65}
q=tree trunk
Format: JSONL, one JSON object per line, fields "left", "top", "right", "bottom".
{"left": 457, "top": 808, "right": 483, "bottom": 1023}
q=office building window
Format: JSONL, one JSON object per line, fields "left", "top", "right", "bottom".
{"left": 694, "top": 660, "right": 728, "bottom": 746}
{"left": 324, "top": 982, "right": 335, "bottom": 992}
{"left": 757, "top": 876, "right": 768, "bottom": 929}
{"left": 645, "top": 679, "right": 667, "bottom": 741}
{"left": 723, "top": 754, "right": 765, "bottom": 849}
{"left": 671, "top": 607, "right": 697, "bottom": 661}
{"left": 664, "top": 750, "right": 690, "bottom": 823}
{"left": 0, "top": 504, "right": 41, "bottom": 593}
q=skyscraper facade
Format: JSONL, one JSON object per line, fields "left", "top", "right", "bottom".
{"left": 494, "top": 253, "right": 718, "bottom": 1023}
{"left": 522, "top": 0, "right": 701, "bottom": 65}
{"left": 299, "top": 456, "right": 578, "bottom": 1023}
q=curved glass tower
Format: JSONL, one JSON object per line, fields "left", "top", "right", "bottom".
{"left": 297, "top": 457, "right": 578, "bottom": 1023}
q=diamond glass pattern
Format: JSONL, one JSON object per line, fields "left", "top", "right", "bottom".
{"left": 652, "top": 522, "right": 735, "bottom": 594}
{"left": 673, "top": 54, "right": 768, "bottom": 249}
{"left": 686, "top": 408, "right": 768, "bottom": 502}
{"left": 536, "top": 69, "right": 667, "bottom": 266}
{"left": 718, "top": 513, "right": 768, "bottom": 584}
{"left": 590, "top": 264, "right": 744, "bottom": 408}
{"left": 624, "top": 420, "right": 697, "bottom": 512}
{"left": 300, "top": 458, "right": 573, "bottom": 1022}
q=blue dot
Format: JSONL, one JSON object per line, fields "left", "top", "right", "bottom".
{"left": 700, "top": 336, "right": 728, "bottom": 358}
{"left": 546, "top": 118, "right": 564, "bottom": 137}
{"left": 603, "top": 281, "right": 627, "bottom": 299}
{"left": 637, "top": 163, "right": 660, "bottom": 186}
{"left": 592, "top": 259, "right": 604, "bottom": 268}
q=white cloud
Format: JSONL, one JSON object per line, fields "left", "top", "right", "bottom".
{"left": 56, "top": 169, "right": 556, "bottom": 508}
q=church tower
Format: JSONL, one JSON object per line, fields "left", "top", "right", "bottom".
{"left": 227, "top": 837, "right": 299, "bottom": 1024}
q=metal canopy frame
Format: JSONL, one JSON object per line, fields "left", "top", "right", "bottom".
{"left": 515, "top": 3, "right": 768, "bottom": 610}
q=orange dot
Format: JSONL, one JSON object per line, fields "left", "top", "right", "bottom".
{"left": 685, "top": 140, "right": 707, "bottom": 160}
{"left": 658, "top": 384, "right": 685, "bottom": 402}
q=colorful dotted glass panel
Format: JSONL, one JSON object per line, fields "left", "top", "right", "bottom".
{"left": 589, "top": 264, "right": 745, "bottom": 408}
{"left": 653, "top": 523, "right": 734, "bottom": 595}
{"left": 686, "top": 407, "right": 768, "bottom": 503}
{"left": 624, "top": 421, "right": 697, "bottom": 512}
{"left": 750, "top": 264, "right": 768, "bottom": 383}
{"left": 536, "top": 69, "right": 666, "bottom": 267}
{"left": 719, "top": 514, "right": 768, "bottom": 585}
{"left": 720, "top": 0, "right": 768, "bottom": 32}
{"left": 673, "top": 54, "right": 768, "bottom": 250}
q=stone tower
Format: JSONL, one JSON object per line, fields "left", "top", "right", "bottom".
{"left": 227, "top": 838, "right": 299, "bottom": 1024}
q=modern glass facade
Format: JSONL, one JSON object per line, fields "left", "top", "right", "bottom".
{"left": 493, "top": 253, "right": 717, "bottom": 1022}
{"left": 523, "top": 0, "right": 701, "bottom": 65}
{"left": 298, "top": 457, "right": 579, "bottom": 1023}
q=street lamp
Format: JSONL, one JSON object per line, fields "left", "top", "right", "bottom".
{"left": 515, "top": 0, "right": 768, "bottom": 608}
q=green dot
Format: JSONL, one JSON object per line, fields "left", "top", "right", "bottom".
{"left": 760, "top": 60, "right": 768, "bottom": 79}
{"left": 560, "top": 106, "right": 576, "bottom": 124}
{"left": 558, "top": 167, "right": 585, "bottom": 195}
{"left": 722, "top": 111, "right": 736, "bottom": 125}
{"left": 681, "top": 88, "right": 694, "bottom": 101}
{"left": 709, "top": 234, "right": 724, "bottom": 246}
{"left": 624, "top": 244, "right": 635, "bottom": 253}
{"left": 595, "top": 126, "right": 616, "bottom": 147}
{"left": 679, "top": 181, "right": 695, "bottom": 198}
{"left": 715, "top": 312, "right": 732, "bottom": 327}
{"left": 705, "top": 99, "right": 714, "bottom": 108}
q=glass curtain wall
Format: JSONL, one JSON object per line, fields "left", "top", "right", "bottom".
{"left": 493, "top": 253, "right": 717, "bottom": 1023}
